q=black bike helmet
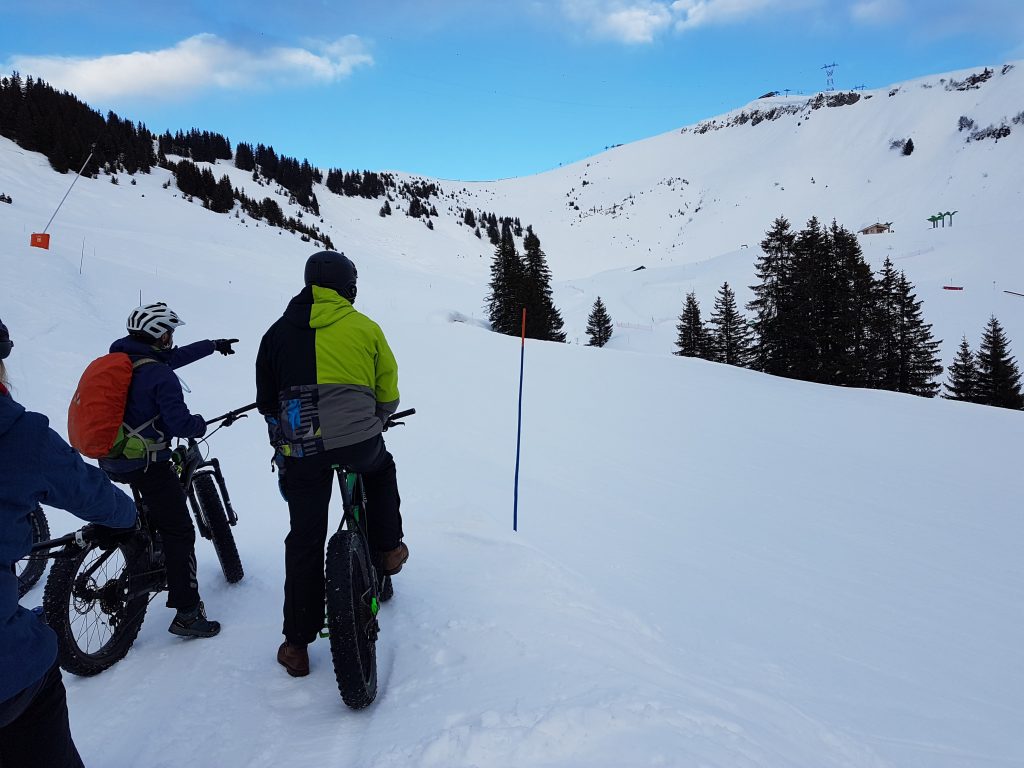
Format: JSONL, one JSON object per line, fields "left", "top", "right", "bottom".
{"left": 304, "top": 250, "right": 357, "bottom": 302}
{"left": 0, "top": 317, "right": 12, "bottom": 360}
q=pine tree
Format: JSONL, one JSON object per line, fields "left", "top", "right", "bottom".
{"left": 788, "top": 216, "right": 830, "bottom": 382}
{"left": 895, "top": 271, "right": 943, "bottom": 396}
{"left": 870, "top": 257, "right": 901, "bottom": 390}
{"left": 943, "top": 336, "right": 979, "bottom": 402}
{"left": 872, "top": 263, "right": 943, "bottom": 396}
{"left": 748, "top": 217, "right": 795, "bottom": 375}
{"left": 828, "top": 221, "right": 876, "bottom": 387}
{"left": 585, "top": 297, "right": 613, "bottom": 347}
{"left": 975, "top": 316, "right": 1024, "bottom": 409}
{"left": 485, "top": 220, "right": 525, "bottom": 336}
{"left": 210, "top": 174, "right": 234, "bottom": 213}
{"left": 708, "top": 282, "right": 752, "bottom": 366}
{"left": 675, "top": 292, "right": 709, "bottom": 358}
{"left": 234, "top": 142, "right": 255, "bottom": 172}
{"left": 520, "top": 226, "right": 566, "bottom": 342}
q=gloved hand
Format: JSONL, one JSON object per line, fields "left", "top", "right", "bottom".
{"left": 213, "top": 338, "right": 238, "bottom": 355}
{"left": 376, "top": 407, "right": 395, "bottom": 430}
{"left": 89, "top": 523, "right": 131, "bottom": 551}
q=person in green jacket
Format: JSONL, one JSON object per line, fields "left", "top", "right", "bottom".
{"left": 256, "top": 251, "right": 408, "bottom": 678}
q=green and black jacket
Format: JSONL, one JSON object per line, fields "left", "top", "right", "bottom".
{"left": 256, "top": 285, "right": 399, "bottom": 457}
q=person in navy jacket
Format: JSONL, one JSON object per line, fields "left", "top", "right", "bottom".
{"left": 0, "top": 317, "right": 136, "bottom": 768}
{"left": 98, "top": 302, "right": 237, "bottom": 639}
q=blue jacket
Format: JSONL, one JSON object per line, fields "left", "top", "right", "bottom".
{"left": 0, "top": 386, "right": 136, "bottom": 701}
{"left": 99, "top": 336, "right": 214, "bottom": 474}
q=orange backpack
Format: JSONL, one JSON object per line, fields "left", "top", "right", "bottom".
{"left": 68, "top": 354, "right": 156, "bottom": 459}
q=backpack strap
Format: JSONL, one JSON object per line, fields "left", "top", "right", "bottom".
{"left": 131, "top": 357, "right": 159, "bottom": 370}
{"left": 119, "top": 357, "right": 169, "bottom": 461}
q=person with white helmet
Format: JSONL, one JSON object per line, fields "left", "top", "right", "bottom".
{"left": 99, "top": 302, "right": 238, "bottom": 638}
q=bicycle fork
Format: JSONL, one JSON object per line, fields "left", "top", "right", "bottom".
{"left": 318, "top": 466, "right": 382, "bottom": 639}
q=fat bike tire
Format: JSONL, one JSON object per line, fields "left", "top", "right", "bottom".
{"left": 193, "top": 474, "right": 244, "bottom": 584}
{"left": 42, "top": 539, "right": 148, "bottom": 676}
{"left": 325, "top": 530, "right": 378, "bottom": 709}
{"left": 17, "top": 506, "right": 50, "bottom": 597}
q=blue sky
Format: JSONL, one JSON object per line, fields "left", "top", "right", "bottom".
{"left": 2, "top": 1, "right": 1022, "bottom": 180}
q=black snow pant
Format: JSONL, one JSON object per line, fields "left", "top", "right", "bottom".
{"left": 108, "top": 461, "right": 200, "bottom": 611}
{"left": 0, "top": 662, "right": 84, "bottom": 768}
{"left": 282, "top": 434, "right": 403, "bottom": 645}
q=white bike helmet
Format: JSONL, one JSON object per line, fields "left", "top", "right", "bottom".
{"left": 126, "top": 302, "right": 185, "bottom": 340}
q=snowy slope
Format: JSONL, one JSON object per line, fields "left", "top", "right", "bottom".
{"left": 1, "top": 61, "right": 1023, "bottom": 768}
{"left": 454, "top": 62, "right": 1024, "bottom": 359}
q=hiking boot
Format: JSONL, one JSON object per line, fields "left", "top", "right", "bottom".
{"left": 277, "top": 642, "right": 309, "bottom": 677}
{"left": 168, "top": 601, "right": 220, "bottom": 638}
{"left": 381, "top": 542, "right": 409, "bottom": 576}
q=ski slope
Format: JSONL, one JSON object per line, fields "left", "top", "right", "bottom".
{"left": 1, "top": 60, "right": 1023, "bottom": 768}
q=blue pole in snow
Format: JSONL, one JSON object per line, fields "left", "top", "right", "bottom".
{"left": 513, "top": 307, "right": 526, "bottom": 532}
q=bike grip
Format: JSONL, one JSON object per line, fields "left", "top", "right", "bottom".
{"left": 206, "top": 402, "right": 258, "bottom": 425}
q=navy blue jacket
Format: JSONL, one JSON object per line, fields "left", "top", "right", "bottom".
{"left": 0, "top": 386, "right": 136, "bottom": 701}
{"left": 99, "top": 336, "right": 214, "bottom": 474}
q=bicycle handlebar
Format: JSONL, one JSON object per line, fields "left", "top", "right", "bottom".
{"left": 206, "top": 402, "right": 258, "bottom": 427}
{"left": 30, "top": 531, "right": 79, "bottom": 553}
{"left": 30, "top": 520, "right": 142, "bottom": 554}
{"left": 30, "top": 527, "right": 98, "bottom": 553}
{"left": 383, "top": 408, "right": 416, "bottom": 431}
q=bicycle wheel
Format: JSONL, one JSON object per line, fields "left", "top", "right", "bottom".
{"left": 325, "top": 530, "right": 378, "bottom": 709}
{"left": 17, "top": 506, "right": 50, "bottom": 597}
{"left": 43, "top": 538, "right": 149, "bottom": 676}
{"left": 193, "top": 474, "right": 244, "bottom": 584}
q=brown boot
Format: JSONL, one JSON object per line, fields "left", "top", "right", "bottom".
{"left": 277, "top": 641, "right": 309, "bottom": 677}
{"left": 381, "top": 542, "right": 409, "bottom": 576}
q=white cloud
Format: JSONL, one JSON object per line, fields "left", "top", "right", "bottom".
{"left": 560, "top": 0, "right": 804, "bottom": 42}
{"left": 671, "top": 0, "right": 780, "bottom": 31}
{"left": 599, "top": 5, "right": 675, "bottom": 43}
{"left": 4, "top": 33, "right": 373, "bottom": 102}
{"left": 561, "top": 1, "right": 673, "bottom": 43}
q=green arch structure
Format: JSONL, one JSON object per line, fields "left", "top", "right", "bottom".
{"left": 927, "top": 211, "right": 959, "bottom": 228}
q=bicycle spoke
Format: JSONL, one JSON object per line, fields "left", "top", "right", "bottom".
{"left": 66, "top": 548, "right": 128, "bottom": 656}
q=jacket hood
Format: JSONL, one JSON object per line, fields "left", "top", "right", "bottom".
{"left": 109, "top": 335, "right": 171, "bottom": 361}
{"left": 283, "top": 285, "right": 356, "bottom": 330}
{"left": 0, "top": 389, "right": 26, "bottom": 439}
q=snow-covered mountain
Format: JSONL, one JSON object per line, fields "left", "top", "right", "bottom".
{"left": 1, "top": 61, "right": 1022, "bottom": 768}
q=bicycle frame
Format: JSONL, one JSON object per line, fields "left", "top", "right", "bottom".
{"left": 31, "top": 403, "right": 254, "bottom": 575}
{"left": 321, "top": 407, "right": 416, "bottom": 639}
{"left": 319, "top": 467, "right": 382, "bottom": 639}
